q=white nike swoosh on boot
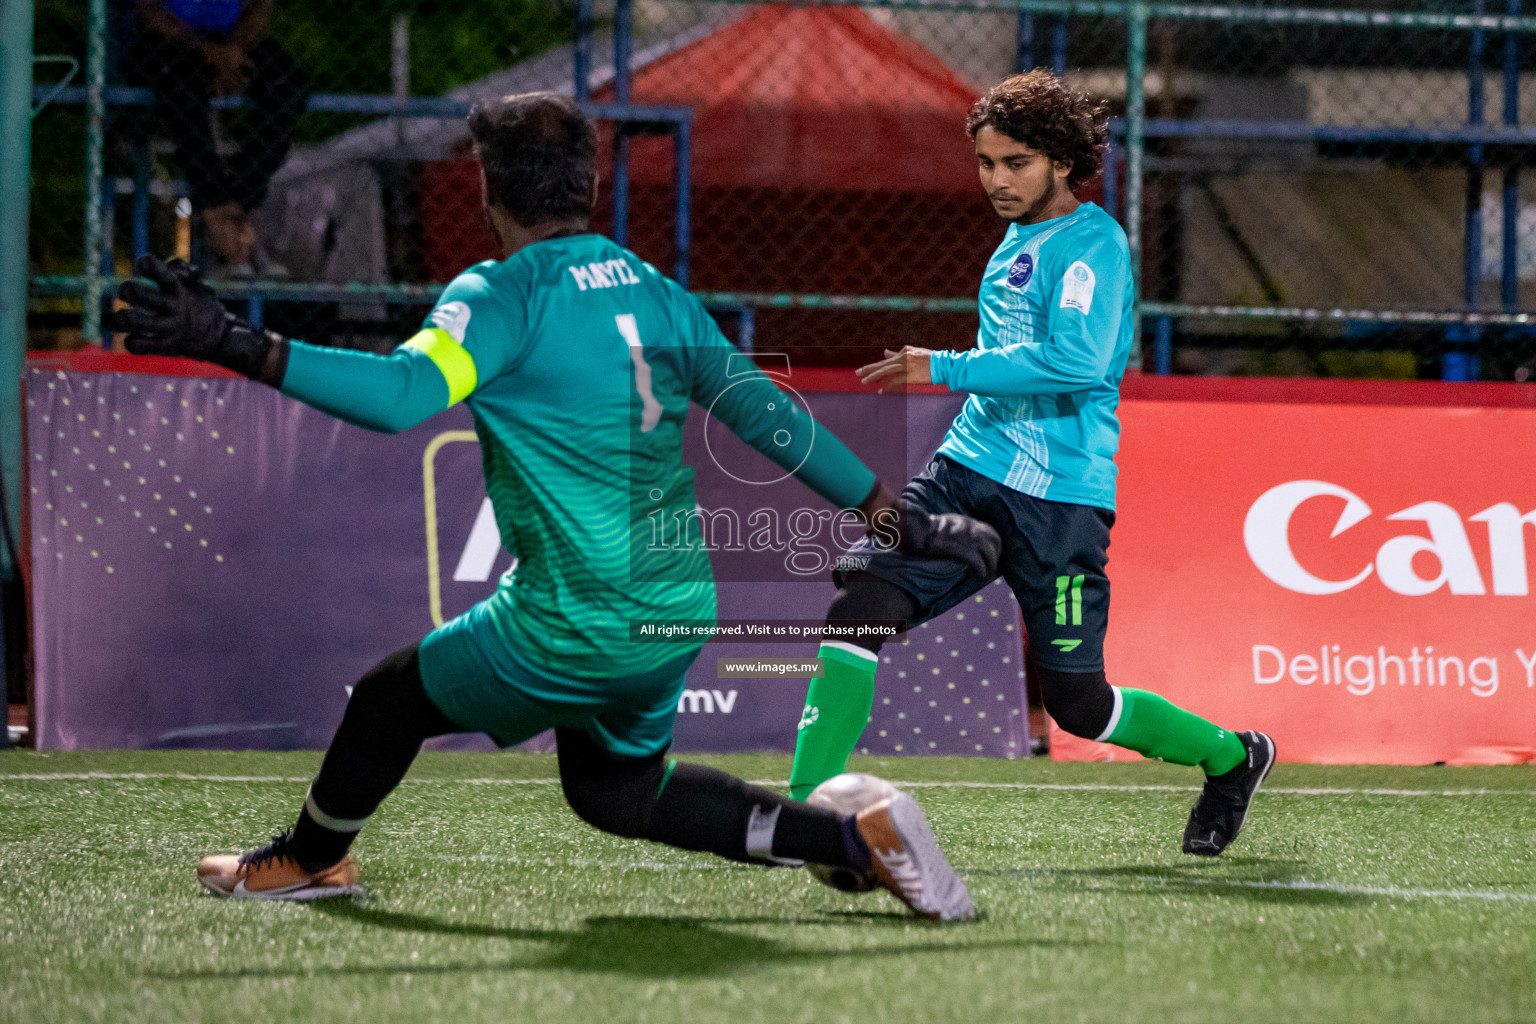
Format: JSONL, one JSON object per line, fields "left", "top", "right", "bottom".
{"left": 231, "top": 878, "right": 311, "bottom": 898}
{"left": 875, "top": 846, "right": 924, "bottom": 897}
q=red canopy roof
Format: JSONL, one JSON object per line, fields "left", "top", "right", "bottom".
{"left": 598, "top": 5, "right": 983, "bottom": 192}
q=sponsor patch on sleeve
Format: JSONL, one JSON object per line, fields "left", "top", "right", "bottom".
{"left": 429, "top": 300, "right": 472, "bottom": 343}
{"left": 1059, "top": 261, "right": 1096, "bottom": 313}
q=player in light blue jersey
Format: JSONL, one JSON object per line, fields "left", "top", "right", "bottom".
{"left": 791, "top": 71, "right": 1276, "bottom": 857}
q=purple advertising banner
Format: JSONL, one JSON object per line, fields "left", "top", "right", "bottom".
{"left": 25, "top": 363, "right": 1028, "bottom": 756}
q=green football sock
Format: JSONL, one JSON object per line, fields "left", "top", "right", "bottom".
{"left": 1102, "top": 687, "right": 1245, "bottom": 776}
{"left": 788, "top": 643, "right": 879, "bottom": 800}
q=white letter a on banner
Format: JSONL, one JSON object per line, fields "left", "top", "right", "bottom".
{"left": 453, "top": 498, "right": 505, "bottom": 582}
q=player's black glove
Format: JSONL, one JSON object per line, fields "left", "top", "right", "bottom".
{"left": 860, "top": 482, "right": 1003, "bottom": 581}
{"left": 115, "top": 254, "right": 287, "bottom": 384}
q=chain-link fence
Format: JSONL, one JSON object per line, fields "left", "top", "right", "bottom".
{"left": 24, "top": 0, "right": 1536, "bottom": 377}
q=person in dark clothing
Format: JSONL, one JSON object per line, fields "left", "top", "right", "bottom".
{"left": 122, "top": 0, "right": 309, "bottom": 273}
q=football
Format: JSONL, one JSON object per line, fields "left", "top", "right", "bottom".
{"left": 804, "top": 772, "right": 897, "bottom": 893}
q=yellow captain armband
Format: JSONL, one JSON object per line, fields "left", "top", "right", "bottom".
{"left": 404, "top": 327, "right": 478, "bottom": 406}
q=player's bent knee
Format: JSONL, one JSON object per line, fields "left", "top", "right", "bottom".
{"left": 342, "top": 644, "right": 425, "bottom": 729}
{"left": 353, "top": 644, "right": 423, "bottom": 701}
{"left": 560, "top": 777, "right": 650, "bottom": 838}
{"left": 343, "top": 643, "right": 461, "bottom": 740}
{"left": 1035, "top": 665, "right": 1115, "bottom": 739}
{"left": 555, "top": 728, "right": 666, "bottom": 839}
{"left": 825, "top": 575, "right": 919, "bottom": 655}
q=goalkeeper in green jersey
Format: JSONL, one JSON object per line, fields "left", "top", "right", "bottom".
{"left": 115, "top": 93, "right": 997, "bottom": 920}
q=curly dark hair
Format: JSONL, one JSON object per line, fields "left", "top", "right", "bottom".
{"left": 468, "top": 92, "right": 597, "bottom": 227}
{"left": 965, "top": 71, "right": 1110, "bottom": 190}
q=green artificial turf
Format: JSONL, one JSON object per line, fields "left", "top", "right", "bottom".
{"left": 3, "top": 750, "right": 1533, "bottom": 1024}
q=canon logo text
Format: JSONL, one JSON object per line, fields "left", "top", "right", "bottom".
{"left": 1244, "top": 480, "right": 1536, "bottom": 597}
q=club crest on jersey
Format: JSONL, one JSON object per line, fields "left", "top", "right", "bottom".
{"left": 1005, "top": 253, "right": 1034, "bottom": 289}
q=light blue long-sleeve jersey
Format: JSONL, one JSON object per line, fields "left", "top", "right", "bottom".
{"left": 928, "top": 202, "right": 1133, "bottom": 511}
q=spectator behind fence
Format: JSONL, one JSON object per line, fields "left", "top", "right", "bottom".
{"left": 124, "top": 0, "right": 309, "bottom": 275}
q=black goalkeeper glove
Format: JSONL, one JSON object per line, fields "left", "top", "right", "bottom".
{"left": 859, "top": 482, "right": 1003, "bottom": 581}
{"left": 116, "top": 254, "right": 288, "bottom": 384}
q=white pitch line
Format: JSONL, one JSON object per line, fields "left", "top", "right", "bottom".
{"left": 887, "top": 781, "right": 1536, "bottom": 798}
{"left": 1131, "top": 874, "right": 1536, "bottom": 904}
{"left": 0, "top": 772, "right": 556, "bottom": 785}
{"left": 0, "top": 771, "right": 315, "bottom": 782}
{"left": 1, "top": 773, "right": 1533, "bottom": 799}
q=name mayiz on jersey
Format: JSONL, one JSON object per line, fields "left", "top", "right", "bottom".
{"left": 568, "top": 259, "right": 641, "bottom": 291}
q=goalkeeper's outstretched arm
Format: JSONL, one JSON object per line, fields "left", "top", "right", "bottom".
{"left": 115, "top": 254, "right": 468, "bottom": 434}
{"left": 277, "top": 341, "right": 455, "bottom": 434}
{"left": 679, "top": 295, "right": 1000, "bottom": 579}
{"left": 679, "top": 292, "right": 876, "bottom": 513}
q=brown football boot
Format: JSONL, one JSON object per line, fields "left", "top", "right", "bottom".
{"left": 855, "top": 791, "right": 975, "bottom": 921}
{"left": 197, "top": 830, "right": 361, "bottom": 901}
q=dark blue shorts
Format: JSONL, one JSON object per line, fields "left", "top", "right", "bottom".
{"left": 837, "top": 456, "right": 1114, "bottom": 672}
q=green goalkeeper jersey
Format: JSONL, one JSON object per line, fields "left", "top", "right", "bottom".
{"left": 278, "top": 234, "right": 876, "bottom": 677}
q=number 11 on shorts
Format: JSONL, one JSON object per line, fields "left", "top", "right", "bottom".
{"left": 1055, "top": 574, "right": 1084, "bottom": 626}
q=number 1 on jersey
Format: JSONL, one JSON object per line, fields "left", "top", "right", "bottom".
{"left": 615, "top": 314, "right": 664, "bottom": 434}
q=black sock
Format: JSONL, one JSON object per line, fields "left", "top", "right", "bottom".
{"left": 839, "top": 815, "right": 873, "bottom": 874}
{"left": 290, "top": 802, "right": 359, "bottom": 872}
{"left": 769, "top": 802, "right": 859, "bottom": 868}
{"left": 286, "top": 644, "right": 460, "bottom": 870}
{"left": 644, "top": 762, "right": 861, "bottom": 868}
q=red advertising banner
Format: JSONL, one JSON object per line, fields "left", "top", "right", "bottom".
{"left": 1053, "top": 394, "right": 1536, "bottom": 765}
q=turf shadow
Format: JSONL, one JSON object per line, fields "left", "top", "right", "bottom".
{"left": 1051, "top": 862, "right": 1376, "bottom": 908}
{"left": 1120, "top": 876, "right": 1374, "bottom": 907}
{"left": 963, "top": 858, "right": 1306, "bottom": 887}
{"left": 1065, "top": 857, "right": 1311, "bottom": 882}
{"left": 148, "top": 902, "right": 1077, "bottom": 980}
